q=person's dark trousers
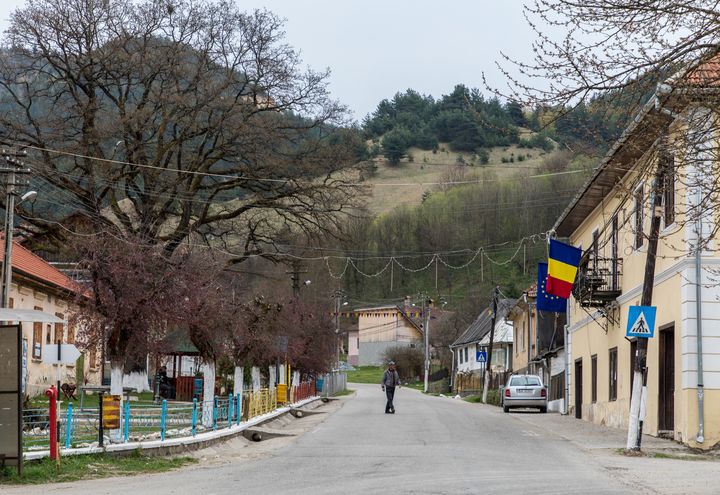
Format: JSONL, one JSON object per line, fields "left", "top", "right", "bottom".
{"left": 385, "top": 386, "right": 396, "bottom": 413}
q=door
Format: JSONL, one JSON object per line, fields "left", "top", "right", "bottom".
{"left": 574, "top": 359, "right": 583, "bottom": 419}
{"left": 658, "top": 326, "right": 675, "bottom": 431}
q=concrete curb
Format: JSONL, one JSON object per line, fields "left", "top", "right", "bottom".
{"left": 24, "top": 396, "right": 321, "bottom": 461}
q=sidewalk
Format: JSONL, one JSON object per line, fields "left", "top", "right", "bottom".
{"left": 506, "top": 409, "right": 695, "bottom": 456}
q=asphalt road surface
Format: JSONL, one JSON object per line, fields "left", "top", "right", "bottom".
{"left": 10, "top": 383, "right": 719, "bottom": 494}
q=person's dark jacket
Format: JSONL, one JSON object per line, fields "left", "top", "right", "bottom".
{"left": 381, "top": 369, "right": 401, "bottom": 388}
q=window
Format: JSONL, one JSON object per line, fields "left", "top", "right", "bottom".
{"left": 514, "top": 327, "right": 518, "bottom": 355}
{"left": 550, "top": 372, "right": 565, "bottom": 402}
{"left": 46, "top": 324, "right": 52, "bottom": 344}
{"left": 55, "top": 312, "right": 66, "bottom": 344}
{"left": 592, "top": 229, "right": 600, "bottom": 262}
{"left": 67, "top": 324, "right": 75, "bottom": 344}
{"left": 55, "top": 322, "right": 64, "bottom": 344}
{"left": 609, "top": 347, "right": 618, "bottom": 401}
{"left": 664, "top": 154, "right": 675, "bottom": 226}
{"left": 510, "top": 376, "right": 542, "bottom": 386}
{"left": 464, "top": 347, "right": 468, "bottom": 363}
{"left": 634, "top": 186, "right": 644, "bottom": 249}
{"left": 591, "top": 354, "right": 598, "bottom": 403}
{"left": 32, "top": 321, "right": 42, "bottom": 359}
{"left": 89, "top": 345, "right": 97, "bottom": 370}
{"left": 492, "top": 348, "right": 504, "bottom": 367}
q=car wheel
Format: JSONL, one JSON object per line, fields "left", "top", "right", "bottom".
{"left": 503, "top": 406, "right": 510, "bottom": 413}
{"left": 539, "top": 407, "right": 547, "bottom": 414}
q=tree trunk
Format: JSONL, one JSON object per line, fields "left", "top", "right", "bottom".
{"left": 123, "top": 370, "right": 151, "bottom": 392}
{"left": 251, "top": 367, "right": 261, "bottom": 391}
{"left": 233, "top": 365, "right": 244, "bottom": 419}
{"left": 201, "top": 360, "right": 215, "bottom": 428}
{"left": 110, "top": 358, "right": 124, "bottom": 443}
{"left": 268, "top": 365, "right": 276, "bottom": 390}
{"left": 279, "top": 364, "right": 286, "bottom": 384}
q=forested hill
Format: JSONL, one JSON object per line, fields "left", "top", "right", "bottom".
{"left": 361, "top": 84, "right": 636, "bottom": 162}
{"left": 312, "top": 84, "right": 642, "bottom": 325}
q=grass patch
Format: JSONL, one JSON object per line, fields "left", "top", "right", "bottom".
{"left": 346, "top": 366, "right": 384, "bottom": 384}
{"left": 461, "top": 390, "right": 502, "bottom": 407}
{"left": 403, "top": 381, "right": 424, "bottom": 391}
{"left": 0, "top": 451, "right": 196, "bottom": 485}
{"left": 333, "top": 389, "right": 355, "bottom": 397}
{"left": 27, "top": 391, "right": 156, "bottom": 411}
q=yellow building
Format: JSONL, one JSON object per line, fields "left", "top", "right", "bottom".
{"left": 554, "top": 57, "right": 720, "bottom": 447}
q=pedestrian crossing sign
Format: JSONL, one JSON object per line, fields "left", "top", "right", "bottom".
{"left": 626, "top": 306, "right": 657, "bottom": 338}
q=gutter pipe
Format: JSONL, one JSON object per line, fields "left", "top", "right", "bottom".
{"left": 695, "top": 188, "right": 705, "bottom": 444}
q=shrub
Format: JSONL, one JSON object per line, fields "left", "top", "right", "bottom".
{"left": 477, "top": 148, "right": 489, "bottom": 165}
{"left": 381, "top": 345, "right": 424, "bottom": 380}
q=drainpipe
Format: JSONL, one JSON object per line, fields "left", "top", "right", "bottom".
{"left": 563, "top": 295, "right": 571, "bottom": 415}
{"left": 695, "top": 190, "right": 705, "bottom": 444}
{"left": 525, "top": 293, "right": 531, "bottom": 373}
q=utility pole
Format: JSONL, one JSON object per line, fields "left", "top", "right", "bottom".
{"left": 1, "top": 149, "right": 31, "bottom": 308}
{"left": 423, "top": 296, "right": 431, "bottom": 393}
{"left": 332, "top": 289, "right": 346, "bottom": 370}
{"left": 286, "top": 260, "right": 308, "bottom": 299}
{"left": 626, "top": 153, "right": 668, "bottom": 451}
{"left": 482, "top": 286, "right": 500, "bottom": 404}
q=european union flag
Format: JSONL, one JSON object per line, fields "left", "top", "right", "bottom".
{"left": 537, "top": 262, "right": 566, "bottom": 313}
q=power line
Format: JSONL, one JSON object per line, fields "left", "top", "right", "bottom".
{"left": 18, "top": 141, "right": 590, "bottom": 188}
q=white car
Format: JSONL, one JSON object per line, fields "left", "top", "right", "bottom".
{"left": 502, "top": 374, "right": 547, "bottom": 413}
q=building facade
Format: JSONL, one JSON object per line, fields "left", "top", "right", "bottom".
{"left": 355, "top": 304, "right": 423, "bottom": 366}
{"left": 451, "top": 299, "right": 515, "bottom": 392}
{"left": 555, "top": 58, "right": 720, "bottom": 447}
{"left": 8, "top": 241, "right": 101, "bottom": 398}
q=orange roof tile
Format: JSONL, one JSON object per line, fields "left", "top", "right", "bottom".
{"left": 0, "top": 239, "right": 78, "bottom": 293}
{"left": 684, "top": 54, "right": 720, "bottom": 87}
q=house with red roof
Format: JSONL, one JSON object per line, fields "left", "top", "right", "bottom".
{"left": 2, "top": 240, "right": 101, "bottom": 397}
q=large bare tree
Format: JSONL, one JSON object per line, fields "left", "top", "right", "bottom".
{"left": 0, "top": 0, "right": 365, "bottom": 262}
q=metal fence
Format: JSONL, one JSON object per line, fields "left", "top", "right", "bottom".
{"left": 318, "top": 371, "right": 347, "bottom": 396}
{"left": 22, "top": 381, "right": 321, "bottom": 452}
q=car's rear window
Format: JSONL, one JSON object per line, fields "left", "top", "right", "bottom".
{"left": 510, "top": 376, "right": 541, "bottom": 386}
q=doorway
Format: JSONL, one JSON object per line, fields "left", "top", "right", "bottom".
{"left": 658, "top": 325, "right": 675, "bottom": 432}
{"left": 574, "top": 359, "right": 583, "bottom": 419}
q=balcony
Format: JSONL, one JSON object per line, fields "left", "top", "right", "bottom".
{"left": 572, "top": 256, "right": 622, "bottom": 308}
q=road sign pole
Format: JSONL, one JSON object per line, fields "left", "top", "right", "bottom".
{"left": 98, "top": 391, "right": 104, "bottom": 448}
{"left": 626, "top": 157, "right": 667, "bottom": 452}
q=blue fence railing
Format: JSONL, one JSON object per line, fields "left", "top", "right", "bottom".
{"left": 20, "top": 379, "right": 334, "bottom": 452}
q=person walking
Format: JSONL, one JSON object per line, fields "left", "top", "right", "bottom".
{"left": 381, "top": 361, "right": 401, "bottom": 414}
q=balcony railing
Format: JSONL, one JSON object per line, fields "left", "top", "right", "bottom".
{"left": 572, "top": 256, "right": 623, "bottom": 308}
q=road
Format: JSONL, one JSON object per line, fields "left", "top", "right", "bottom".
{"left": 11, "top": 383, "right": 719, "bottom": 494}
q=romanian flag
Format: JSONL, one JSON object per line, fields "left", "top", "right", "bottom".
{"left": 546, "top": 239, "right": 582, "bottom": 299}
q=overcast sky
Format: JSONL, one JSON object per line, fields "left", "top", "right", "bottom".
{"left": 0, "top": 1, "right": 538, "bottom": 121}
